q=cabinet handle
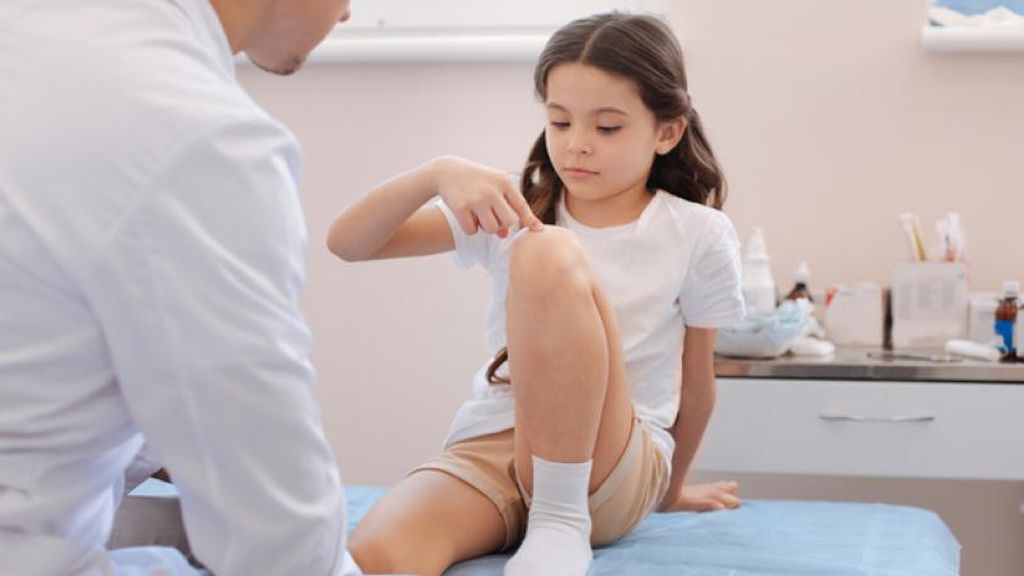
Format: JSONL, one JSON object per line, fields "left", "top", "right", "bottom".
{"left": 818, "top": 413, "right": 936, "bottom": 423}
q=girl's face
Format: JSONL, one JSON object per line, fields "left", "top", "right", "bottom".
{"left": 544, "top": 62, "right": 684, "bottom": 206}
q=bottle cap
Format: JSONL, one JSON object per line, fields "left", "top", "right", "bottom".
{"left": 746, "top": 228, "right": 768, "bottom": 259}
{"left": 795, "top": 261, "right": 810, "bottom": 284}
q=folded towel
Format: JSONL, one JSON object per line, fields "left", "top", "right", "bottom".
{"left": 716, "top": 299, "right": 820, "bottom": 359}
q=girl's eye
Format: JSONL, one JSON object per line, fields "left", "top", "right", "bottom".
{"left": 597, "top": 126, "right": 621, "bottom": 134}
{"left": 549, "top": 121, "right": 570, "bottom": 129}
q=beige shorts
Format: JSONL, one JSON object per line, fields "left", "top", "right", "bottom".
{"left": 411, "top": 419, "right": 667, "bottom": 551}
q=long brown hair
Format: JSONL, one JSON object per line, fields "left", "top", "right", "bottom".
{"left": 487, "top": 12, "right": 728, "bottom": 384}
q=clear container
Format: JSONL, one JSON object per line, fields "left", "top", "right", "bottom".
{"left": 1017, "top": 306, "right": 1024, "bottom": 361}
{"left": 968, "top": 292, "right": 999, "bottom": 344}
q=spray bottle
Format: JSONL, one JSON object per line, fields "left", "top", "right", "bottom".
{"left": 742, "top": 228, "right": 777, "bottom": 314}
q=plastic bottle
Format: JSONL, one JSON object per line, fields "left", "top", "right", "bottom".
{"left": 785, "top": 261, "right": 814, "bottom": 302}
{"left": 741, "top": 228, "right": 776, "bottom": 314}
{"left": 995, "top": 280, "right": 1019, "bottom": 362}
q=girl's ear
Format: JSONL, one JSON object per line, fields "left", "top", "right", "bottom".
{"left": 655, "top": 117, "right": 686, "bottom": 156}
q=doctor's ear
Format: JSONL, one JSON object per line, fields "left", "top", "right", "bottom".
{"left": 655, "top": 117, "right": 686, "bottom": 156}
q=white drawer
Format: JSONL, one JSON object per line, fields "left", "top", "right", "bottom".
{"left": 694, "top": 378, "right": 1024, "bottom": 480}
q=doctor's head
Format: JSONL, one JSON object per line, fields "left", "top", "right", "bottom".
{"left": 211, "top": 0, "right": 352, "bottom": 75}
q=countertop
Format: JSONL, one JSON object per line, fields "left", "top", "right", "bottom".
{"left": 714, "top": 347, "right": 1024, "bottom": 384}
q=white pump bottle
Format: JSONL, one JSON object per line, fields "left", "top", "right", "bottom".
{"left": 741, "top": 227, "right": 777, "bottom": 315}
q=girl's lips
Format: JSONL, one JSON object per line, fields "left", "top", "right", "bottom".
{"left": 564, "top": 167, "right": 598, "bottom": 178}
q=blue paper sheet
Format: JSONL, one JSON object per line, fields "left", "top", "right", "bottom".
{"left": 344, "top": 486, "right": 960, "bottom": 576}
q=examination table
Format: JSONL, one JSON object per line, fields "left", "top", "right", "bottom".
{"left": 112, "top": 481, "right": 960, "bottom": 575}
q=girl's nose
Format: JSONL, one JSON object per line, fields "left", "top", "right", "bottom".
{"left": 567, "top": 130, "right": 592, "bottom": 155}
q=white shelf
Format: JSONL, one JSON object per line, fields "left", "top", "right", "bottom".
{"left": 236, "top": 0, "right": 669, "bottom": 65}
{"left": 922, "top": 25, "right": 1024, "bottom": 52}
{"left": 237, "top": 31, "right": 550, "bottom": 66}
{"left": 307, "top": 31, "right": 550, "bottom": 63}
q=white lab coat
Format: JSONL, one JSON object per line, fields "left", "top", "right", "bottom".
{"left": 0, "top": 0, "right": 359, "bottom": 574}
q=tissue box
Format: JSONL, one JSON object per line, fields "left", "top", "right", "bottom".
{"left": 824, "top": 283, "right": 885, "bottom": 347}
{"left": 891, "top": 262, "right": 968, "bottom": 349}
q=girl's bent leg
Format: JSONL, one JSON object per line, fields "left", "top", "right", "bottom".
{"left": 504, "top": 228, "right": 635, "bottom": 576}
{"left": 349, "top": 470, "right": 506, "bottom": 576}
{"left": 507, "top": 227, "right": 634, "bottom": 493}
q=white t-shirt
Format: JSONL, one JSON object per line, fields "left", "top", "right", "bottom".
{"left": 435, "top": 190, "right": 745, "bottom": 477}
{"left": 0, "top": 1, "right": 357, "bottom": 574}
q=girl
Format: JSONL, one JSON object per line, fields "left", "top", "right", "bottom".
{"left": 328, "top": 13, "right": 744, "bottom": 576}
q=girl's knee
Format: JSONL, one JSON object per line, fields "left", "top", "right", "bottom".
{"left": 350, "top": 535, "right": 446, "bottom": 576}
{"left": 348, "top": 537, "right": 393, "bottom": 575}
{"left": 509, "top": 228, "right": 591, "bottom": 294}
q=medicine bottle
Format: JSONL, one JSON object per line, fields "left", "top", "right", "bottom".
{"left": 995, "top": 280, "right": 1020, "bottom": 362}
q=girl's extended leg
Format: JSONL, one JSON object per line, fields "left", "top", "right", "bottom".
{"left": 349, "top": 470, "right": 506, "bottom": 576}
{"left": 505, "top": 228, "right": 635, "bottom": 575}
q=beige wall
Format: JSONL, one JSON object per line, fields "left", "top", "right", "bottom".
{"left": 239, "top": 1, "right": 1024, "bottom": 574}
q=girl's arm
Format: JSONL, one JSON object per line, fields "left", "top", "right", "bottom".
{"left": 657, "top": 326, "right": 741, "bottom": 512}
{"left": 327, "top": 156, "right": 542, "bottom": 262}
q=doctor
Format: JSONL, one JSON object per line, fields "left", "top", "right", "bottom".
{"left": 0, "top": 0, "right": 361, "bottom": 575}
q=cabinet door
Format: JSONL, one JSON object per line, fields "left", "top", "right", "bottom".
{"left": 694, "top": 378, "right": 1024, "bottom": 480}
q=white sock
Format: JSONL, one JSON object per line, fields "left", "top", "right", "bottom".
{"left": 504, "top": 456, "right": 593, "bottom": 576}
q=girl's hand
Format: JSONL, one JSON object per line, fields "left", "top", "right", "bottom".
{"left": 658, "top": 480, "right": 741, "bottom": 513}
{"left": 429, "top": 156, "right": 544, "bottom": 238}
